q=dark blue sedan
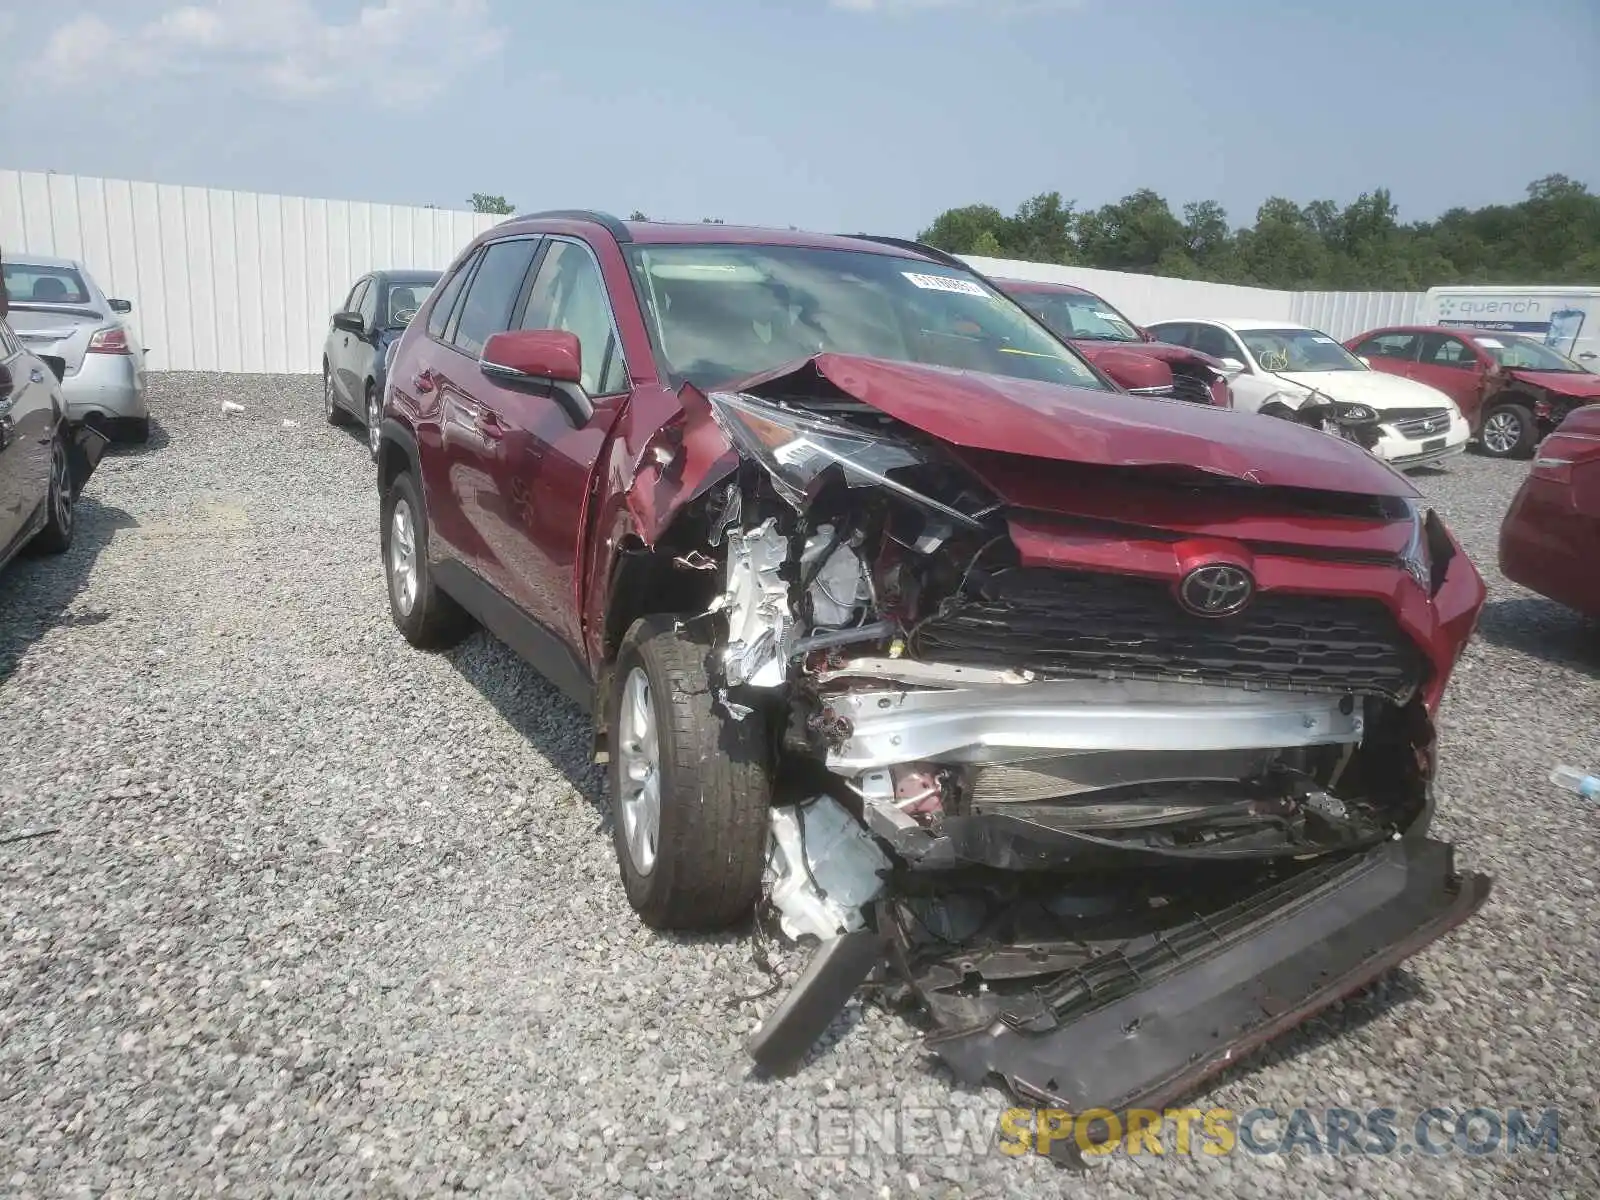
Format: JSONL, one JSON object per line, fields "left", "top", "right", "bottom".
{"left": 323, "top": 269, "right": 440, "bottom": 459}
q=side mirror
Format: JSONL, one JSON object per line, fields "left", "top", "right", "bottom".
{"left": 332, "top": 311, "right": 365, "bottom": 335}
{"left": 108, "top": 298, "right": 133, "bottom": 314}
{"left": 1217, "top": 357, "right": 1247, "bottom": 378}
{"left": 480, "top": 329, "right": 593, "bottom": 424}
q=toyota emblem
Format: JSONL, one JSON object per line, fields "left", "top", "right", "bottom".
{"left": 1178, "top": 563, "right": 1255, "bottom": 616}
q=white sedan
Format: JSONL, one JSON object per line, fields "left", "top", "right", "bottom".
{"left": 1147, "top": 318, "right": 1470, "bottom": 469}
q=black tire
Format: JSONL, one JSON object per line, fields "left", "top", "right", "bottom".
{"left": 380, "top": 471, "right": 472, "bottom": 649}
{"left": 365, "top": 383, "right": 382, "bottom": 462}
{"left": 609, "top": 615, "right": 772, "bottom": 931}
{"left": 324, "top": 365, "right": 349, "bottom": 426}
{"left": 1478, "top": 402, "right": 1537, "bottom": 459}
{"left": 31, "top": 426, "right": 75, "bottom": 555}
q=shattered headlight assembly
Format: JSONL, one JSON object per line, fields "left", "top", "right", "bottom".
{"left": 1399, "top": 498, "right": 1432, "bottom": 592}
{"left": 1334, "top": 402, "right": 1377, "bottom": 423}
{"left": 706, "top": 391, "right": 981, "bottom": 528}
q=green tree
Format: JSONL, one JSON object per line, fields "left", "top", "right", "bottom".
{"left": 918, "top": 204, "right": 1010, "bottom": 255}
{"left": 469, "top": 193, "right": 515, "bottom": 215}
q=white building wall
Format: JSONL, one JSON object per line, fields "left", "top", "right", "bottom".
{"left": 2, "top": 168, "right": 1428, "bottom": 373}
{"left": 1, "top": 169, "right": 497, "bottom": 373}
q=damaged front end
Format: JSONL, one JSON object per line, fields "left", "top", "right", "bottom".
{"left": 671, "top": 357, "right": 1490, "bottom": 1124}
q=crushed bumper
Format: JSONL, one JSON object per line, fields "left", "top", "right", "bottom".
{"left": 918, "top": 838, "right": 1488, "bottom": 1136}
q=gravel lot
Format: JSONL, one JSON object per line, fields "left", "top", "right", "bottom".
{"left": 2, "top": 372, "right": 1596, "bottom": 1199}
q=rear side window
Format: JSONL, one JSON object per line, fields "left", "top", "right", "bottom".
{"left": 1356, "top": 332, "right": 1419, "bottom": 361}
{"left": 1150, "top": 323, "right": 1191, "bottom": 348}
{"left": 427, "top": 253, "right": 477, "bottom": 341}
{"left": 450, "top": 239, "right": 539, "bottom": 357}
{"left": 342, "top": 279, "right": 368, "bottom": 313}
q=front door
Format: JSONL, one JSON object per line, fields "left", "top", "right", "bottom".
{"left": 0, "top": 328, "right": 56, "bottom": 554}
{"left": 333, "top": 278, "right": 370, "bottom": 407}
{"left": 477, "top": 236, "right": 630, "bottom": 651}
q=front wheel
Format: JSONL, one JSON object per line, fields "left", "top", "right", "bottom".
{"left": 31, "top": 427, "right": 75, "bottom": 555}
{"left": 609, "top": 616, "right": 772, "bottom": 931}
{"left": 365, "top": 384, "right": 382, "bottom": 462}
{"left": 1478, "top": 403, "right": 1537, "bottom": 459}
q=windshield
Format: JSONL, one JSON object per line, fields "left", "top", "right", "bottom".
{"left": 1239, "top": 328, "right": 1365, "bottom": 373}
{"left": 625, "top": 244, "right": 1108, "bottom": 392}
{"left": 3, "top": 262, "right": 92, "bottom": 306}
{"left": 1471, "top": 333, "right": 1582, "bottom": 372}
{"left": 384, "top": 281, "right": 435, "bottom": 327}
{"left": 1011, "top": 288, "right": 1141, "bottom": 342}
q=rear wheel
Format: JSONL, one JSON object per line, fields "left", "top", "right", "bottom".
{"left": 1479, "top": 403, "right": 1537, "bottom": 459}
{"left": 324, "top": 365, "right": 348, "bottom": 426}
{"left": 609, "top": 616, "right": 772, "bottom": 931}
{"left": 31, "top": 427, "right": 75, "bottom": 555}
{"left": 380, "top": 471, "right": 471, "bottom": 649}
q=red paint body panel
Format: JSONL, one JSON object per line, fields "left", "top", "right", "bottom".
{"left": 1499, "top": 406, "right": 1600, "bottom": 618}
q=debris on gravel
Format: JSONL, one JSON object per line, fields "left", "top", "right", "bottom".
{"left": 1, "top": 372, "right": 1595, "bottom": 1198}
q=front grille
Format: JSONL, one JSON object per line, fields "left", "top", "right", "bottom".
{"left": 1169, "top": 369, "right": 1214, "bottom": 405}
{"left": 1389, "top": 408, "right": 1451, "bottom": 440}
{"left": 911, "top": 569, "right": 1425, "bottom": 702}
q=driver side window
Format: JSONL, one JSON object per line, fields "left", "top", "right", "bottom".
{"left": 1192, "top": 325, "right": 1243, "bottom": 363}
{"left": 357, "top": 279, "right": 379, "bottom": 328}
{"left": 518, "top": 240, "right": 627, "bottom": 395}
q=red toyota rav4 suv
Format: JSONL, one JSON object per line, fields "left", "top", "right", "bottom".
{"left": 377, "top": 212, "right": 1489, "bottom": 1115}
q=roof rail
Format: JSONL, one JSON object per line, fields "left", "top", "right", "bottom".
{"left": 841, "top": 234, "right": 968, "bottom": 272}
{"left": 509, "top": 209, "right": 633, "bottom": 243}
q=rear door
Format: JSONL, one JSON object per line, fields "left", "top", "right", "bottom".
{"left": 426, "top": 237, "right": 542, "bottom": 596}
{"left": 1412, "top": 332, "right": 1489, "bottom": 420}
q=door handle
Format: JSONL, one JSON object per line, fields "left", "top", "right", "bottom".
{"left": 412, "top": 369, "right": 435, "bottom": 394}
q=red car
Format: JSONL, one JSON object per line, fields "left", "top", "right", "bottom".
{"left": 378, "top": 213, "right": 1489, "bottom": 1124}
{"left": 1346, "top": 324, "right": 1600, "bottom": 458}
{"left": 1499, "top": 404, "right": 1600, "bottom": 617}
{"left": 995, "top": 278, "right": 1233, "bottom": 407}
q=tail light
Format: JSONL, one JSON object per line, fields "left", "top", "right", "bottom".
{"left": 88, "top": 327, "right": 131, "bottom": 355}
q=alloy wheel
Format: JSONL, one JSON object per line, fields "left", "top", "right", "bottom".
{"left": 388, "top": 498, "right": 419, "bottom": 617}
{"left": 324, "top": 372, "right": 336, "bottom": 418}
{"left": 367, "top": 389, "right": 382, "bottom": 459}
{"left": 50, "top": 437, "right": 73, "bottom": 537}
{"left": 617, "top": 667, "right": 662, "bottom": 876}
{"left": 1482, "top": 410, "right": 1521, "bottom": 456}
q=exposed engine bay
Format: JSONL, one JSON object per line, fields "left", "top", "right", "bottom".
{"left": 640, "top": 355, "right": 1490, "bottom": 1133}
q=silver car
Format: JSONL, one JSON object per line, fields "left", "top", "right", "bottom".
{"left": 2, "top": 254, "right": 150, "bottom": 442}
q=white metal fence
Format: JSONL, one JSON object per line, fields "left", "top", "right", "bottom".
{"left": 3, "top": 168, "right": 1424, "bottom": 374}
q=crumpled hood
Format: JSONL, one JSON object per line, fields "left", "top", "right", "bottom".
{"left": 732, "top": 353, "right": 1419, "bottom": 498}
{"left": 1274, "top": 370, "right": 1461, "bottom": 413}
{"left": 1508, "top": 368, "right": 1600, "bottom": 400}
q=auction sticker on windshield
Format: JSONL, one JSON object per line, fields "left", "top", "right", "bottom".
{"left": 903, "top": 272, "right": 989, "bottom": 297}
